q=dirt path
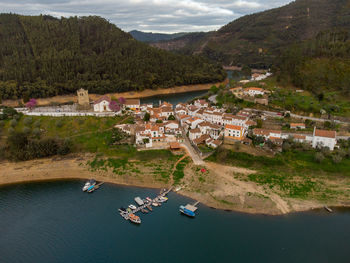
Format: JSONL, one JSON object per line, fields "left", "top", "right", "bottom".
{"left": 169, "top": 154, "right": 189, "bottom": 185}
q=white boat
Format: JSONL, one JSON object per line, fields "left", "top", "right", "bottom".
{"left": 158, "top": 196, "right": 168, "bottom": 202}
{"left": 146, "top": 197, "right": 152, "bottom": 202}
{"left": 82, "top": 179, "right": 96, "bottom": 191}
{"left": 134, "top": 197, "right": 144, "bottom": 206}
{"left": 152, "top": 202, "right": 159, "bottom": 207}
{"left": 128, "top": 204, "right": 137, "bottom": 210}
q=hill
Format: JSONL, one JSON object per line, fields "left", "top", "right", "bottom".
{"left": 129, "top": 30, "right": 190, "bottom": 43}
{"left": 0, "top": 14, "right": 225, "bottom": 101}
{"left": 152, "top": 0, "right": 350, "bottom": 67}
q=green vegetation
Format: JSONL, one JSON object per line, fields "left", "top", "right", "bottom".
{"left": 208, "top": 145, "right": 350, "bottom": 199}
{"left": 0, "top": 14, "right": 225, "bottom": 100}
{"left": 173, "top": 157, "right": 190, "bottom": 184}
{"left": 276, "top": 30, "right": 350, "bottom": 100}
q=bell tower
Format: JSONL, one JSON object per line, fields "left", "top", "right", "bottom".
{"left": 77, "top": 88, "right": 90, "bottom": 109}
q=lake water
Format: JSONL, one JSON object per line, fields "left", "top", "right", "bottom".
{"left": 140, "top": 90, "right": 208, "bottom": 106}
{"left": 1, "top": 181, "right": 350, "bottom": 263}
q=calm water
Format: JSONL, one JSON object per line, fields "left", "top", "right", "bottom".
{"left": 140, "top": 90, "right": 208, "bottom": 106}
{"left": 1, "top": 181, "right": 350, "bottom": 263}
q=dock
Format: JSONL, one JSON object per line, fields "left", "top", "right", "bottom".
{"left": 184, "top": 201, "right": 199, "bottom": 213}
{"left": 119, "top": 187, "right": 173, "bottom": 221}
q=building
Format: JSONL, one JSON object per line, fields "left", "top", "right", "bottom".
{"left": 312, "top": 127, "right": 337, "bottom": 150}
{"left": 189, "top": 128, "right": 202, "bottom": 141}
{"left": 93, "top": 96, "right": 111, "bottom": 112}
{"left": 224, "top": 124, "right": 246, "bottom": 141}
{"left": 230, "top": 87, "right": 244, "bottom": 97}
{"left": 244, "top": 87, "right": 265, "bottom": 97}
{"left": 290, "top": 123, "right": 306, "bottom": 129}
{"left": 194, "top": 99, "right": 209, "bottom": 108}
{"left": 125, "top": 99, "right": 140, "bottom": 110}
{"left": 185, "top": 117, "right": 203, "bottom": 129}
{"left": 77, "top": 88, "right": 90, "bottom": 109}
{"left": 253, "top": 128, "right": 282, "bottom": 140}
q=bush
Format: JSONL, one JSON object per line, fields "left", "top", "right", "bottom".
{"left": 32, "top": 128, "right": 41, "bottom": 137}
{"left": 144, "top": 112, "right": 150, "bottom": 121}
{"left": 33, "top": 120, "right": 41, "bottom": 128}
{"left": 0, "top": 120, "right": 4, "bottom": 127}
{"left": 57, "top": 138, "right": 73, "bottom": 155}
{"left": 314, "top": 152, "right": 325, "bottom": 163}
{"left": 22, "top": 126, "right": 31, "bottom": 135}
{"left": 55, "top": 119, "right": 64, "bottom": 128}
{"left": 8, "top": 127, "right": 15, "bottom": 134}
{"left": 332, "top": 154, "right": 342, "bottom": 164}
{"left": 14, "top": 114, "right": 21, "bottom": 121}
{"left": 168, "top": 114, "right": 175, "bottom": 120}
{"left": 10, "top": 119, "right": 17, "bottom": 127}
{"left": 23, "top": 117, "right": 33, "bottom": 126}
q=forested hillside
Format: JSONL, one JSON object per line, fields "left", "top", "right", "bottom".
{"left": 129, "top": 30, "right": 190, "bottom": 43}
{"left": 152, "top": 0, "right": 350, "bottom": 68}
{"left": 275, "top": 29, "right": 350, "bottom": 97}
{"left": 0, "top": 14, "right": 225, "bottom": 100}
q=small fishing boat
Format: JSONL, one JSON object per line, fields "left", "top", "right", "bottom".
{"left": 86, "top": 184, "right": 95, "bottom": 192}
{"left": 127, "top": 208, "right": 132, "bottom": 213}
{"left": 175, "top": 186, "right": 182, "bottom": 192}
{"left": 146, "top": 197, "right": 152, "bottom": 202}
{"left": 146, "top": 205, "right": 152, "bottom": 211}
{"left": 129, "top": 213, "right": 141, "bottom": 224}
{"left": 158, "top": 196, "right": 168, "bottom": 202}
{"left": 141, "top": 208, "right": 148, "bottom": 214}
{"left": 152, "top": 202, "right": 158, "bottom": 207}
{"left": 82, "top": 179, "right": 96, "bottom": 191}
{"left": 324, "top": 206, "right": 333, "bottom": 213}
{"left": 128, "top": 204, "right": 137, "bottom": 210}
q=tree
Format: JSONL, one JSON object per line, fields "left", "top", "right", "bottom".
{"left": 242, "top": 65, "right": 252, "bottom": 77}
{"left": 332, "top": 154, "right": 342, "bottom": 164}
{"left": 109, "top": 100, "right": 120, "bottom": 112}
{"left": 118, "top": 97, "right": 126, "bottom": 105}
{"left": 25, "top": 98, "right": 37, "bottom": 110}
{"left": 10, "top": 119, "right": 17, "bottom": 127}
{"left": 168, "top": 114, "right": 175, "bottom": 120}
{"left": 156, "top": 120, "right": 163, "bottom": 123}
{"left": 144, "top": 112, "right": 150, "bottom": 121}
{"left": 314, "top": 152, "right": 325, "bottom": 163}
{"left": 256, "top": 119, "right": 263, "bottom": 128}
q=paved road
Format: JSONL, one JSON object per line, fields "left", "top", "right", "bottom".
{"left": 179, "top": 127, "right": 204, "bottom": 165}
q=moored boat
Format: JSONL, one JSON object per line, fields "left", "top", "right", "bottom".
{"left": 129, "top": 213, "right": 141, "bottom": 224}
{"left": 179, "top": 205, "right": 195, "bottom": 217}
{"left": 146, "top": 205, "right": 152, "bottom": 211}
{"left": 128, "top": 204, "right": 137, "bottom": 210}
{"left": 146, "top": 197, "right": 152, "bottom": 202}
{"left": 134, "top": 197, "right": 144, "bottom": 206}
{"left": 324, "top": 206, "right": 333, "bottom": 213}
{"left": 82, "top": 179, "right": 96, "bottom": 191}
{"left": 152, "top": 202, "right": 158, "bottom": 207}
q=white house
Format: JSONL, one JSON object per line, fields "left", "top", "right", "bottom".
{"left": 253, "top": 129, "right": 282, "bottom": 140}
{"left": 125, "top": 99, "right": 140, "bottom": 110}
{"left": 194, "top": 99, "right": 209, "bottom": 108}
{"left": 312, "top": 127, "right": 337, "bottom": 150}
{"left": 185, "top": 117, "right": 204, "bottom": 129}
{"left": 244, "top": 87, "right": 265, "bottom": 97}
{"left": 94, "top": 96, "right": 112, "bottom": 112}
{"left": 189, "top": 128, "right": 202, "bottom": 141}
{"left": 224, "top": 125, "right": 246, "bottom": 141}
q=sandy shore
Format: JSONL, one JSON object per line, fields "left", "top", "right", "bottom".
{"left": 1, "top": 81, "right": 226, "bottom": 107}
{"left": 1, "top": 154, "right": 346, "bottom": 215}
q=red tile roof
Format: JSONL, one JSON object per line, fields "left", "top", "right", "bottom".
{"left": 314, "top": 129, "right": 336, "bottom": 138}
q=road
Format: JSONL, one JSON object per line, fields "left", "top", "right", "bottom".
{"left": 179, "top": 127, "right": 204, "bottom": 165}
{"left": 245, "top": 108, "right": 350, "bottom": 125}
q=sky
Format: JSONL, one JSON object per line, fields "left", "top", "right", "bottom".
{"left": 0, "top": 0, "right": 293, "bottom": 33}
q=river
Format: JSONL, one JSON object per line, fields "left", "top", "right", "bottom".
{"left": 140, "top": 90, "right": 208, "bottom": 106}
{"left": 1, "top": 181, "right": 349, "bottom": 263}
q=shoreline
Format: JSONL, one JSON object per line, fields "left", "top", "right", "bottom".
{"left": 1, "top": 81, "right": 226, "bottom": 107}
{"left": 1, "top": 155, "right": 346, "bottom": 216}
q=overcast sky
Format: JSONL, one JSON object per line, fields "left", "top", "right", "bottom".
{"left": 0, "top": 0, "right": 293, "bottom": 33}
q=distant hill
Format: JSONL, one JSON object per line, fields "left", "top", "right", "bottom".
{"left": 151, "top": 0, "right": 350, "bottom": 67}
{"left": 0, "top": 14, "right": 225, "bottom": 100}
{"left": 129, "top": 30, "right": 190, "bottom": 43}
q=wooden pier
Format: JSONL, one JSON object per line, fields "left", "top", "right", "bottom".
{"left": 88, "top": 182, "right": 104, "bottom": 193}
{"left": 119, "top": 187, "right": 173, "bottom": 221}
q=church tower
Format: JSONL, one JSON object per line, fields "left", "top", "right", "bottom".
{"left": 77, "top": 88, "right": 90, "bottom": 110}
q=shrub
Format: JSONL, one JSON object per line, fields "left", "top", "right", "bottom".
{"left": 8, "top": 127, "right": 15, "bottom": 134}
{"left": 32, "top": 128, "right": 41, "bottom": 137}
{"left": 0, "top": 120, "right": 4, "bottom": 127}
{"left": 23, "top": 117, "right": 33, "bottom": 126}
{"left": 14, "top": 114, "right": 21, "bottom": 121}
{"left": 55, "top": 119, "right": 64, "bottom": 128}
{"left": 314, "top": 152, "right": 325, "bottom": 163}
{"left": 33, "top": 120, "right": 41, "bottom": 128}
{"left": 22, "top": 126, "right": 31, "bottom": 135}
{"left": 10, "top": 119, "right": 17, "bottom": 127}
{"left": 332, "top": 154, "right": 342, "bottom": 164}
{"left": 57, "top": 138, "right": 73, "bottom": 155}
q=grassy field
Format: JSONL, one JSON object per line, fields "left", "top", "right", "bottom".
{"left": 207, "top": 147, "right": 350, "bottom": 200}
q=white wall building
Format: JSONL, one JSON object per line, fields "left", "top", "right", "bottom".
{"left": 312, "top": 127, "right": 337, "bottom": 150}
{"left": 93, "top": 96, "right": 111, "bottom": 112}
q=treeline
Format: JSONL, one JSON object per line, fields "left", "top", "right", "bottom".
{"left": 0, "top": 14, "right": 225, "bottom": 100}
{"left": 275, "top": 29, "right": 350, "bottom": 96}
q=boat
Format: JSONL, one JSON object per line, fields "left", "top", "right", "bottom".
{"left": 134, "top": 197, "right": 144, "bottom": 206}
{"left": 141, "top": 208, "right": 148, "bottom": 214}
{"left": 152, "top": 202, "right": 158, "bottom": 207}
{"left": 146, "top": 197, "right": 152, "bottom": 202}
{"left": 324, "top": 206, "right": 333, "bottom": 213}
{"left": 175, "top": 186, "right": 182, "bottom": 192}
{"left": 82, "top": 179, "right": 96, "bottom": 191}
{"left": 119, "top": 207, "right": 126, "bottom": 212}
{"left": 146, "top": 205, "right": 152, "bottom": 211}
{"left": 158, "top": 196, "right": 168, "bottom": 202}
{"left": 128, "top": 204, "right": 137, "bottom": 210}
{"left": 127, "top": 208, "right": 132, "bottom": 213}
{"left": 86, "top": 184, "right": 95, "bottom": 192}
{"left": 129, "top": 213, "right": 141, "bottom": 224}
{"left": 179, "top": 205, "right": 195, "bottom": 217}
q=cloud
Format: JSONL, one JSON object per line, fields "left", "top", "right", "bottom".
{"left": 0, "top": 0, "right": 293, "bottom": 33}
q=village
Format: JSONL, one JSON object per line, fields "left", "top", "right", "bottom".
{"left": 19, "top": 84, "right": 339, "bottom": 161}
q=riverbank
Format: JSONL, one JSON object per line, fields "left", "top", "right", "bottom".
{"left": 1, "top": 154, "right": 347, "bottom": 215}
{"left": 1, "top": 81, "right": 226, "bottom": 107}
